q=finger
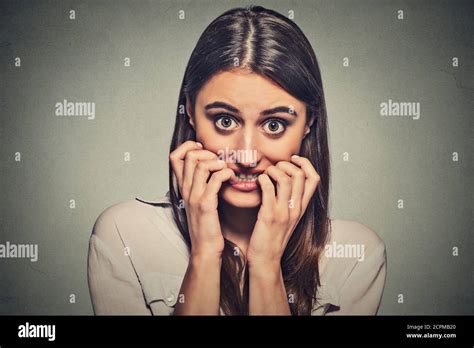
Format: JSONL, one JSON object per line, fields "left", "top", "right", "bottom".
{"left": 182, "top": 149, "right": 218, "bottom": 200}
{"left": 275, "top": 161, "right": 305, "bottom": 213}
{"left": 289, "top": 155, "right": 320, "bottom": 210}
{"left": 264, "top": 165, "right": 292, "bottom": 208}
{"left": 257, "top": 173, "right": 276, "bottom": 209}
{"left": 203, "top": 168, "right": 236, "bottom": 200}
{"left": 190, "top": 159, "right": 227, "bottom": 199}
{"left": 169, "top": 141, "right": 202, "bottom": 194}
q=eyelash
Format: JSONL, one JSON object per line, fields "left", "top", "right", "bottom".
{"left": 213, "top": 114, "right": 288, "bottom": 136}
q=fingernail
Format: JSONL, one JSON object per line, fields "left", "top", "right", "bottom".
{"left": 196, "top": 142, "right": 203, "bottom": 148}
{"left": 291, "top": 154, "right": 299, "bottom": 159}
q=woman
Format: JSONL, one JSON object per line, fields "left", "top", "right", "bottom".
{"left": 87, "top": 5, "right": 387, "bottom": 315}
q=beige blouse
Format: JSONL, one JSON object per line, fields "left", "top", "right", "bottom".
{"left": 87, "top": 191, "right": 387, "bottom": 315}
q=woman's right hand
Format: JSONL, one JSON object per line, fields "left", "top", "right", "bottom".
{"left": 169, "top": 140, "right": 235, "bottom": 259}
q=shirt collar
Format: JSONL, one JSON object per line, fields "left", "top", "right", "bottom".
{"left": 135, "top": 190, "right": 172, "bottom": 205}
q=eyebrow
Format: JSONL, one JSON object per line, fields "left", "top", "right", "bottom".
{"left": 204, "top": 101, "right": 298, "bottom": 117}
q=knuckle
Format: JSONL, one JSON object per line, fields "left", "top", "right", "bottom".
{"left": 294, "top": 169, "right": 305, "bottom": 180}
{"left": 201, "top": 149, "right": 216, "bottom": 159}
{"left": 265, "top": 165, "right": 276, "bottom": 172}
{"left": 169, "top": 152, "right": 177, "bottom": 161}
{"left": 196, "top": 161, "right": 207, "bottom": 171}
{"left": 185, "top": 150, "right": 197, "bottom": 161}
{"left": 309, "top": 175, "right": 320, "bottom": 186}
{"left": 209, "top": 171, "right": 222, "bottom": 181}
{"left": 300, "top": 156, "right": 311, "bottom": 164}
{"left": 188, "top": 196, "right": 198, "bottom": 207}
{"left": 275, "top": 161, "right": 285, "bottom": 169}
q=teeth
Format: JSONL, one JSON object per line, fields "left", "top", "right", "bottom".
{"left": 236, "top": 173, "right": 259, "bottom": 181}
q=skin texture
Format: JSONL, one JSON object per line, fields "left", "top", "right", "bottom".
{"left": 171, "top": 68, "right": 320, "bottom": 315}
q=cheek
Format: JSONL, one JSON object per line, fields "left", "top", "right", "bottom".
{"left": 195, "top": 134, "right": 230, "bottom": 157}
{"left": 264, "top": 146, "right": 297, "bottom": 163}
{"left": 194, "top": 121, "right": 223, "bottom": 154}
{"left": 260, "top": 135, "right": 303, "bottom": 162}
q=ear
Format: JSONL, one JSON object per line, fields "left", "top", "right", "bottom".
{"left": 304, "top": 114, "right": 315, "bottom": 138}
{"left": 185, "top": 95, "right": 195, "bottom": 129}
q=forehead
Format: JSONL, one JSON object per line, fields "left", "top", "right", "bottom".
{"left": 196, "top": 69, "right": 304, "bottom": 111}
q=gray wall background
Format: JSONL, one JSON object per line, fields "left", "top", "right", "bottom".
{"left": 0, "top": 0, "right": 472, "bottom": 314}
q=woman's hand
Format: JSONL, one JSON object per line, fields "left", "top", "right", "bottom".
{"left": 247, "top": 155, "right": 320, "bottom": 267}
{"left": 169, "top": 140, "right": 236, "bottom": 259}
{"left": 170, "top": 141, "right": 236, "bottom": 315}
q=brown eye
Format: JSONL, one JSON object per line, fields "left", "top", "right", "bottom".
{"left": 262, "top": 119, "right": 286, "bottom": 135}
{"left": 215, "top": 115, "right": 238, "bottom": 131}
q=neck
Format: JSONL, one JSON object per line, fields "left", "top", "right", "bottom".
{"left": 218, "top": 198, "right": 259, "bottom": 257}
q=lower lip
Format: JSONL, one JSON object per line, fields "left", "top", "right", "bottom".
{"left": 230, "top": 179, "right": 259, "bottom": 192}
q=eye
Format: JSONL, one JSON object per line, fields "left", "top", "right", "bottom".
{"left": 262, "top": 119, "right": 286, "bottom": 135}
{"left": 215, "top": 115, "right": 239, "bottom": 131}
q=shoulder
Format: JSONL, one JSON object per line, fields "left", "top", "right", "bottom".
{"left": 319, "top": 219, "right": 386, "bottom": 286}
{"left": 89, "top": 191, "right": 189, "bottom": 272}
{"left": 87, "top": 193, "right": 187, "bottom": 315}
{"left": 328, "top": 219, "right": 385, "bottom": 252}
{"left": 89, "top": 192, "right": 183, "bottom": 262}
{"left": 91, "top": 193, "right": 173, "bottom": 241}
{"left": 314, "top": 219, "right": 387, "bottom": 314}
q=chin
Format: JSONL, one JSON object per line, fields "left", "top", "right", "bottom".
{"left": 219, "top": 184, "right": 262, "bottom": 208}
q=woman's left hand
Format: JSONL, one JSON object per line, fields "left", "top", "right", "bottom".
{"left": 247, "top": 155, "right": 320, "bottom": 266}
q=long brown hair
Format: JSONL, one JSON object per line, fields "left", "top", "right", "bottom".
{"left": 168, "top": 5, "right": 331, "bottom": 315}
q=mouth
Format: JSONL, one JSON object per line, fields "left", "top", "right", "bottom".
{"left": 228, "top": 169, "right": 263, "bottom": 192}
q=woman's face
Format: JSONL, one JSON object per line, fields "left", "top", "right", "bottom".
{"left": 186, "top": 69, "right": 314, "bottom": 208}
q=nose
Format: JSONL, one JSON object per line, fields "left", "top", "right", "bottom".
{"left": 235, "top": 127, "right": 260, "bottom": 168}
